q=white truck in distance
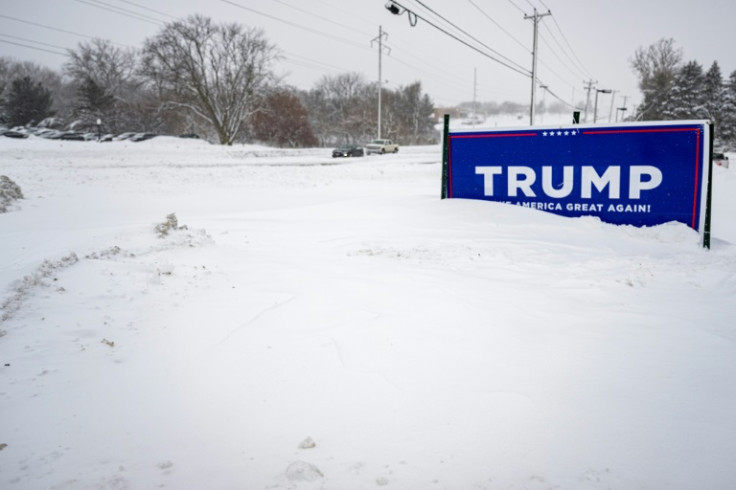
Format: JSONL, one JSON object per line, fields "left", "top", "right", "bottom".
{"left": 366, "top": 139, "right": 399, "bottom": 154}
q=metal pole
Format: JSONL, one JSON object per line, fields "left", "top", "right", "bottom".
{"left": 704, "top": 122, "right": 714, "bottom": 249}
{"left": 608, "top": 90, "right": 617, "bottom": 122}
{"left": 378, "top": 26, "right": 383, "bottom": 139}
{"left": 441, "top": 114, "right": 450, "bottom": 199}
{"left": 371, "top": 26, "right": 389, "bottom": 139}
{"left": 594, "top": 91, "right": 600, "bottom": 123}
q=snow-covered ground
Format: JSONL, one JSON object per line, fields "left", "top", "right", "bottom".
{"left": 1, "top": 133, "right": 735, "bottom": 489}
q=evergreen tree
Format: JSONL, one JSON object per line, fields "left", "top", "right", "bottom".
{"left": 2, "top": 76, "right": 54, "bottom": 126}
{"left": 719, "top": 70, "right": 736, "bottom": 147}
{"left": 662, "top": 60, "right": 704, "bottom": 120}
{"left": 74, "top": 76, "right": 115, "bottom": 123}
{"left": 702, "top": 62, "right": 723, "bottom": 123}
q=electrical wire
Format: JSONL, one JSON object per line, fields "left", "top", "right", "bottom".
{"left": 0, "top": 38, "right": 67, "bottom": 57}
{"left": 73, "top": 0, "right": 164, "bottom": 26}
{"left": 536, "top": 0, "right": 595, "bottom": 80}
{"left": 539, "top": 25, "right": 588, "bottom": 82}
{"left": 411, "top": 0, "right": 529, "bottom": 75}
{"left": 0, "top": 13, "right": 130, "bottom": 46}
{"left": 466, "top": 0, "right": 528, "bottom": 52}
{"left": 387, "top": 0, "right": 531, "bottom": 79}
{"left": 220, "top": 0, "right": 368, "bottom": 51}
{"left": 110, "top": 0, "right": 177, "bottom": 20}
{"left": 506, "top": 0, "right": 527, "bottom": 15}
{"left": 269, "top": 0, "right": 374, "bottom": 39}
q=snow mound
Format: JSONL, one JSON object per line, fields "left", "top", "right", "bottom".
{"left": 285, "top": 461, "right": 324, "bottom": 482}
{"left": 0, "top": 175, "right": 23, "bottom": 212}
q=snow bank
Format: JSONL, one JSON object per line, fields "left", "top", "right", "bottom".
{"left": 1, "top": 136, "right": 735, "bottom": 489}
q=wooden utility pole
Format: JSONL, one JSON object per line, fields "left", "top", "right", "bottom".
{"left": 524, "top": 8, "right": 551, "bottom": 126}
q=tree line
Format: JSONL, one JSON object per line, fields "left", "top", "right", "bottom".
{"left": 0, "top": 15, "right": 437, "bottom": 146}
{"left": 631, "top": 37, "right": 736, "bottom": 147}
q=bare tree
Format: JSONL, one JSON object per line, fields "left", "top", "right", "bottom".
{"left": 304, "top": 72, "right": 374, "bottom": 144}
{"left": 65, "top": 39, "right": 138, "bottom": 95}
{"left": 64, "top": 39, "right": 145, "bottom": 132}
{"left": 630, "top": 38, "right": 682, "bottom": 120}
{"left": 140, "top": 15, "right": 280, "bottom": 145}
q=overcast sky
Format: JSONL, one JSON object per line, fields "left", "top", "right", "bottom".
{"left": 2, "top": 0, "right": 734, "bottom": 115}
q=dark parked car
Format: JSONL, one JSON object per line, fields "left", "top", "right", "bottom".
{"left": 130, "top": 132, "right": 157, "bottom": 142}
{"left": 713, "top": 152, "right": 730, "bottom": 168}
{"left": 332, "top": 144, "right": 364, "bottom": 158}
{"left": 2, "top": 130, "right": 29, "bottom": 139}
{"left": 58, "top": 131, "right": 85, "bottom": 141}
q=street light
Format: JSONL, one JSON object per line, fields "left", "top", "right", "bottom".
{"left": 96, "top": 118, "right": 102, "bottom": 142}
{"left": 616, "top": 107, "right": 627, "bottom": 122}
{"left": 384, "top": 0, "right": 417, "bottom": 25}
{"left": 385, "top": 1, "right": 401, "bottom": 15}
{"left": 593, "top": 89, "right": 612, "bottom": 123}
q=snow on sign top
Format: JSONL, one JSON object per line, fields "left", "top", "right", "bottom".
{"left": 446, "top": 120, "right": 711, "bottom": 233}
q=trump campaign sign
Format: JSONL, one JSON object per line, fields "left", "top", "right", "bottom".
{"left": 443, "top": 119, "right": 712, "bottom": 243}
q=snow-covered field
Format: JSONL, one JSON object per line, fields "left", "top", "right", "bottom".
{"left": 1, "top": 133, "right": 735, "bottom": 489}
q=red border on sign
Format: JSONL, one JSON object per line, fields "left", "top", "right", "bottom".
{"left": 582, "top": 127, "right": 702, "bottom": 228}
{"left": 447, "top": 126, "right": 704, "bottom": 229}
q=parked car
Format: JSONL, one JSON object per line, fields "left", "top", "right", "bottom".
{"left": 130, "top": 132, "right": 157, "bottom": 142}
{"left": 58, "top": 131, "right": 85, "bottom": 141}
{"left": 713, "top": 152, "right": 730, "bottom": 168}
{"left": 114, "top": 132, "right": 138, "bottom": 141}
{"left": 39, "top": 130, "right": 65, "bottom": 139}
{"left": 2, "top": 130, "right": 29, "bottom": 139}
{"left": 365, "top": 139, "right": 399, "bottom": 154}
{"left": 332, "top": 144, "right": 364, "bottom": 158}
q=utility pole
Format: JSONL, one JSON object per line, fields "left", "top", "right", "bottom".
{"left": 524, "top": 8, "right": 551, "bottom": 126}
{"left": 371, "top": 26, "right": 390, "bottom": 139}
{"left": 582, "top": 79, "right": 596, "bottom": 123}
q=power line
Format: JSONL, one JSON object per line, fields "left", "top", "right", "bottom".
{"left": 73, "top": 0, "right": 164, "bottom": 26}
{"left": 537, "top": 35, "right": 585, "bottom": 88}
{"left": 0, "top": 13, "right": 130, "bottom": 46}
{"left": 0, "top": 33, "right": 71, "bottom": 53}
{"left": 220, "top": 0, "right": 368, "bottom": 51}
{"left": 506, "top": 0, "right": 526, "bottom": 15}
{"left": 386, "top": 1, "right": 531, "bottom": 79}
{"left": 537, "top": 0, "right": 594, "bottom": 80}
{"left": 0, "top": 38, "right": 67, "bottom": 57}
{"left": 411, "top": 0, "right": 529, "bottom": 75}
{"left": 111, "top": 0, "right": 177, "bottom": 20}
{"left": 270, "top": 0, "right": 373, "bottom": 39}
{"left": 538, "top": 25, "right": 588, "bottom": 82}
{"left": 467, "top": 0, "right": 528, "bottom": 52}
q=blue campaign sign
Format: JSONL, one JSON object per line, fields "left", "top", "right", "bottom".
{"left": 446, "top": 121, "right": 711, "bottom": 231}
